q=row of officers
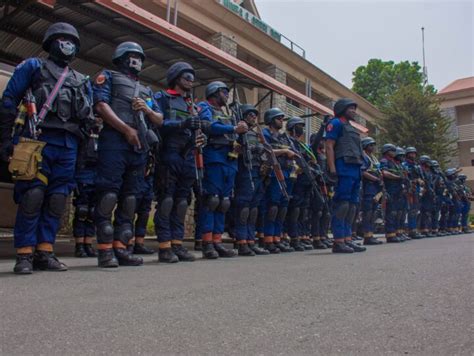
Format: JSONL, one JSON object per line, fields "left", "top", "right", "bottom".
{"left": 0, "top": 23, "right": 471, "bottom": 275}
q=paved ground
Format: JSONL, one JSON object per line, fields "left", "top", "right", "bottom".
{"left": 0, "top": 234, "right": 473, "bottom": 355}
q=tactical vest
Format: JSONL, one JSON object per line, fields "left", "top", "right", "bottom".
{"left": 160, "top": 91, "right": 193, "bottom": 151}
{"left": 365, "top": 153, "right": 381, "bottom": 177}
{"left": 334, "top": 120, "right": 363, "bottom": 165}
{"left": 109, "top": 71, "right": 151, "bottom": 128}
{"left": 207, "top": 108, "right": 237, "bottom": 146}
{"left": 32, "top": 58, "right": 92, "bottom": 138}
{"left": 242, "top": 129, "right": 264, "bottom": 167}
{"left": 317, "top": 151, "right": 327, "bottom": 174}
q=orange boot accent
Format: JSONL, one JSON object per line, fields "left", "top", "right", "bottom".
{"left": 159, "top": 241, "right": 172, "bottom": 249}
{"left": 171, "top": 239, "right": 183, "bottom": 245}
{"left": 135, "top": 237, "right": 145, "bottom": 245}
{"left": 97, "top": 243, "right": 113, "bottom": 250}
{"left": 75, "top": 237, "right": 85, "bottom": 244}
{"left": 264, "top": 236, "right": 274, "bottom": 243}
{"left": 113, "top": 241, "right": 127, "bottom": 249}
{"left": 84, "top": 237, "right": 94, "bottom": 244}
{"left": 273, "top": 236, "right": 281, "bottom": 243}
{"left": 213, "top": 234, "right": 223, "bottom": 243}
{"left": 17, "top": 246, "right": 34, "bottom": 254}
{"left": 36, "top": 242, "right": 53, "bottom": 252}
{"left": 202, "top": 232, "right": 213, "bottom": 243}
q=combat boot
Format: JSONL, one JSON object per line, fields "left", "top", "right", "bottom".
{"left": 114, "top": 248, "right": 143, "bottom": 266}
{"left": 300, "top": 239, "right": 314, "bottom": 250}
{"left": 364, "top": 237, "right": 383, "bottom": 245}
{"left": 332, "top": 242, "right": 354, "bottom": 254}
{"left": 194, "top": 240, "right": 203, "bottom": 251}
{"left": 321, "top": 238, "right": 333, "bottom": 248}
{"left": 214, "top": 243, "right": 236, "bottom": 258}
{"left": 84, "top": 244, "right": 97, "bottom": 257}
{"left": 264, "top": 243, "right": 281, "bottom": 254}
{"left": 158, "top": 248, "right": 179, "bottom": 263}
{"left": 409, "top": 231, "right": 423, "bottom": 239}
{"left": 98, "top": 249, "right": 119, "bottom": 268}
{"left": 290, "top": 239, "right": 306, "bottom": 252}
{"left": 346, "top": 241, "right": 367, "bottom": 252}
{"left": 133, "top": 243, "right": 155, "bottom": 255}
{"left": 386, "top": 236, "right": 402, "bottom": 243}
{"left": 275, "top": 242, "right": 295, "bottom": 252}
{"left": 13, "top": 254, "right": 33, "bottom": 274}
{"left": 313, "top": 239, "right": 328, "bottom": 249}
{"left": 172, "top": 245, "right": 196, "bottom": 262}
{"left": 238, "top": 243, "right": 256, "bottom": 256}
{"left": 33, "top": 251, "right": 68, "bottom": 271}
{"left": 74, "top": 243, "right": 88, "bottom": 258}
{"left": 248, "top": 243, "right": 270, "bottom": 255}
{"left": 202, "top": 243, "right": 219, "bottom": 259}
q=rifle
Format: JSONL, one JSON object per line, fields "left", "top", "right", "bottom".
{"left": 229, "top": 102, "right": 255, "bottom": 192}
{"left": 133, "top": 82, "right": 159, "bottom": 154}
{"left": 255, "top": 123, "right": 289, "bottom": 200}
{"left": 187, "top": 94, "right": 204, "bottom": 195}
{"left": 25, "top": 89, "right": 39, "bottom": 139}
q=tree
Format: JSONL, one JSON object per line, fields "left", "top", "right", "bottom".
{"left": 379, "top": 84, "right": 457, "bottom": 167}
{"left": 352, "top": 59, "right": 434, "bottom": 107}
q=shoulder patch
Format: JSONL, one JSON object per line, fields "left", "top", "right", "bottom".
{"left": 326, "top": 123, "right": 333, "bottom": 132}
{"left": 95, "top": 74, "right": 106, "bottom": 85}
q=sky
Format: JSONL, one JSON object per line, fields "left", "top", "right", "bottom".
{"left": 256, "top": 0, "right": 473, "bottom": 91}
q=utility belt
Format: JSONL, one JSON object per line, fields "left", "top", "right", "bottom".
{"left": 8, "top": 137, "right": 48, "bottom": 185}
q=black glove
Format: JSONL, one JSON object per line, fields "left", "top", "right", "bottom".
{"left": 183, "top": 116, "right": 201, "bottom": 130}
{"left": 0, "top": 140, "right": 13, "bottom": 163}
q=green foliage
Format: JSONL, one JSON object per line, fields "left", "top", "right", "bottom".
{"left": 352, "top": 59, "right": 435, "bottom": 107}
{"left": 379, "top": 84, "right": 457, "bottom": 167}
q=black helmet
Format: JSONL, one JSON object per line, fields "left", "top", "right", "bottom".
{"left": 166, "top": 62, "right": 194, "bottom": 87}
{"left": 395, "top": 147, "right": 406, "bottom": 156}
{"left": 112, "top": 42, "right": 145, "bottom": 64}
{"left": 264, "top": 107, "right": 285, "bottom": 125}
{"left": 42, "top": 22, "right": 80, "bottom": 52}
{"left": 382, "top": 143, "right": 397, "bottom": 154}
{"left": 405, "top": 146, "right": 417, "bottom": 154}
{"left": 333, "top": 98, "right": 357, "bottom": 117}
{"left": 430, "top": 160, "right": 440, "bottom": 168}
{"left": 419, "top": 155, "right": 431, "bottom": 164}
{"left": 287, "top": 116, "right": 305, "bottom": 131}
{"left": 445, "top": 168, "right": 457, "bottom": 177}
{"left": 240, "top": 104, "right": 259, "bottom": 118}
{"left": 361, "top": 136, "right": 376, "bottom": 149}
{"left": 205, "top": 81, "right": 228, "bottom": 99}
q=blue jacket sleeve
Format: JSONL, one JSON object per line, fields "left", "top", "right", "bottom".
{"left": 2, "top": 58, "right": 42, "bottom": 109}
{"left": 92, "top": 71, "right": 113, "bottom": 105}
{"left": 198, "top": 102, "right": 234, "bottom": 135}
{"left": 324, "top": 118, "right": 342, "bottom": 141}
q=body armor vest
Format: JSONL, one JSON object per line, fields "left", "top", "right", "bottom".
{"left": 241, "top": 129, "right": 264, "bottom": 168}
{"left": 32, "top": 58, "right": 92, "bottom": 138}
{"left": 161, "top": 91, "right": 192, "bottom": 151}
{"left": 207, "top": 107, "right": 237, "bottom": 146}
{"left": 109, "top": 71, "right": 151, "bottom": 128}
{"left": 334, "top": 120, "right": 363, "bottom": 165}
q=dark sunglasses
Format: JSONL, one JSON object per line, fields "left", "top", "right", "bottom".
{"left": 181, "top": 72, "right": 195, "bottom": 82}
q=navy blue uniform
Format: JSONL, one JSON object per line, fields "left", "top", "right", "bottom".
{"left": 380, "top": 157, "right": 404, "bottom": 237}
{"left": 1, "top": 58, "right": 93, "bottom": 249}
{"left": 361, "top": 152, "right": 382, "bottom": 238}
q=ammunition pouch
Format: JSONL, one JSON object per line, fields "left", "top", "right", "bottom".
{"left": 8, "top": 137, "right": 47, "bottom": 184}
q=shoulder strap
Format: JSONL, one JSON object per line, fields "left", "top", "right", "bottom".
{"left": 37, "top": 65, "right": 69, "bottom": 123}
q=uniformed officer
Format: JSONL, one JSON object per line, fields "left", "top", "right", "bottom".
{"left": 152, "top": 61, "right": 207, "bottom": 263}
{"left": 394, "top": 147, "right": 410, "bottom": 240}
{"left": 457, "top": 174, "right": 472, "bottom": 233}
{"left": 445, "top": 168, "right": 462, "bottom": 234}
{"left": 325, "top": 98, "right": 366, "bottom": 253}
{"left": 232, "top": 104, "right": 270, "bottom": 256}
{"left": 93, "top": 42, "right": 163, "bottom": 268}
{"left": 418, "top": 155, "right": 436, "bottom": 237}
{"left": 360, "top": 137, "right": 384, "bottom": 245}
{"left": 429, "top": 160, "right": 444, "bottom": 236}
{"left": 197, "top": 81, "right": 248, "bottom": 259}
{"left": 284, "top": 117, "right": 315, "bottom": 251}
{"left": 72, "top": 120, "right": 100, "bottom": 258}
{"left": 0, "top": 23, "right": 94, "bottom": 274}
{"left": 380, "top": 144, "right": 405, "bottom": 243}
{"left": 403, "top": 147, "right": 424, "bottom": 239}
{"left": 261, "top": 108, "right": 297, "bottom": 253}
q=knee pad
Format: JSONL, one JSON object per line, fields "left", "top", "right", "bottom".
{"left": 120, "top": 195, "right": 136, "bottom": 220}
{"left": 97, "top": 221, "right": 114, "bottom": 243}
{"left": 217, "top": 197, "right": 231, "bottom": 213}
{"left": 19, "top": 187, "right": 45, "bottom": 218}
{"left": 277, "top": 206, "right": 288, "bottom": 224}
{"left": 114, "top": 223, "right": 133, "bottom": 245}
{"left": 159, "top": 196, "right": 174, "bottom": 218}
{"left": 75, "top": 204, "right": 89, "bottom": 222}
{"left": 206, "top": 195, "right": 220, "bottom": 212}
{"left": 334, "top": 201, "right": 349, "bottom": 220}
{"left": 289, "top": 207, "right": 300, "bottom": 224}
{"left": 47, "top": 194, "right": 67, "bottom": 219}
{"left": 249, "top": 207, "right": 258, "bottom": 225}
{"left": 97, "top": 192, "right": 118, "bottom": 219}
{"left": 238, "top": 206, "right": 250, "bottom": 225}
{"left": 267, "top": 205, "right": 278, "bottom": 222}
{"left": 176, "top": 199, "right": 189, "bottom": 223}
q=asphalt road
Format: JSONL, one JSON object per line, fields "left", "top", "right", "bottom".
{"left": 0, "top": 235, "right": 473, "bottom": 355}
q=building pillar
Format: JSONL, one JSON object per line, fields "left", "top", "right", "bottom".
{"left": 208, "top": 32, "right": 237, "bottom": 57}
{"left": 258, "top": 64, "right": 287, "bottom": 116}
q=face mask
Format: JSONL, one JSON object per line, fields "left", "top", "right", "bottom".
{"left": 50, "top": 39, "right": 76, "bottom": 62}
{"left": 294, "top": 125, "right": 305, "bottom": 137}
{"left": 128, "top": 57, "right": 142, "bottom": 74}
